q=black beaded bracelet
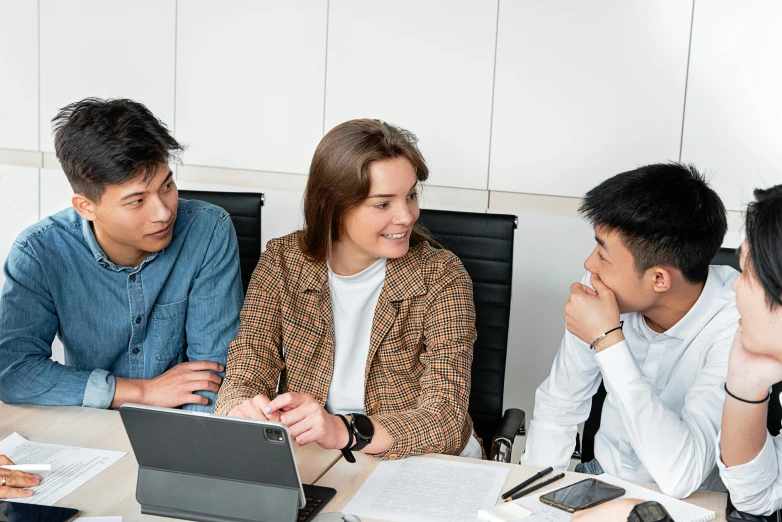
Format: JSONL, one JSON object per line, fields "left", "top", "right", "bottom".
{"left": 724, "top": 382, "right": 772, "bottom": 404}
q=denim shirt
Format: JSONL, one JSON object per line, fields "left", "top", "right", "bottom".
{"left": 0, "top": 199, "right": 243, "bottom": 412}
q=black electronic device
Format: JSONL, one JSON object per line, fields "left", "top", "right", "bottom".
{"left": 539, "top": 478, "right": 626, "bottom": 513}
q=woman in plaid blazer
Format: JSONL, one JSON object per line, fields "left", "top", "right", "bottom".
{"left": 215, "top": 119, "right": 480, "bottom": 460}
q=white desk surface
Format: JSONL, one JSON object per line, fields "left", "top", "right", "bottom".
{"left": 315, "top": 452, "right": 728, "bottom": 522}
{"left": 0, "top": 402, "right": 342, "bottom": 520}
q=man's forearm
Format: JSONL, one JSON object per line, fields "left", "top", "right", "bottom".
{"left": 720, "top": 372, "right": 770, "bottom": 467}
{"left": 110, "top": 377, "right": 146, "bottom": 409}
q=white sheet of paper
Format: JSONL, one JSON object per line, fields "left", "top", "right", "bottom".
{"left": 343, "top": 456, "right": 510, "bottom": 522}
{"left": 0, "top": 432, "right": 126, "bottom": 505}
{"left": 73, "top": 518, "right": 122, "bottom": 522}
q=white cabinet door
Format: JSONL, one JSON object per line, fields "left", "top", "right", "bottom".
{"left": 0, "top": 0, "right": 38, "bottom": 151}
{"left": 176, "top": 0, "right": 328, "bottom": 175}
{"left": 39, "top": 0, "right": 176, "bottom": 152}
{"left": 490, "top": 0, "right": 692, "bottom": 197}
{"left": 681, "top": 0, "right": 782, "bottom": 211}
{"left": 325, "top": 0, "right": 498, "bottom": 190}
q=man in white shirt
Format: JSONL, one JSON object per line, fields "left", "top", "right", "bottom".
{"left": 522, "top": 163, "right": 739, "bottom": 499}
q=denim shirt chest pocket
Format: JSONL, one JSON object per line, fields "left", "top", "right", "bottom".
{"left": 148, "top": 297, "right": 188, "bottom": 372}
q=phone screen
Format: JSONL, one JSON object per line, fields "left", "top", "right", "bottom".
{"left": 540, "top": 478, "right": 625, "bottom": 510}
{"left": 0, "top": 501, "right": 80, "bottom": 522}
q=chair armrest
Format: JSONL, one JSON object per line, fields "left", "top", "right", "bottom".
{"left": 490, "top": 408, "right": 525, "bottom": 462}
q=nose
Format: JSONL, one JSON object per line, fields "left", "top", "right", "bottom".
{"left": 394, "top": 203, "right": 415, "bottom": 226}
{"left": 584, "top": 248, "right": 599, "bottom": 274}
{"left": 151, "top": 196, "right": 173, "bottom": 224}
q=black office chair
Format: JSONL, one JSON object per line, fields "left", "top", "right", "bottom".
{"left": 417, "top": 209, "right": 524, "bottom": 462}
{"left": 578, "top": 247, "right": 744, "bottom": 463}
{"left": 178, "top": 190, "right": 264, "bottom": 294}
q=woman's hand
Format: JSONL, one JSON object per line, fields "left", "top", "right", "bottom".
{"left": 0, "top": 456, "right": 39, "bottom": 499}
{"left": 266, "top": 392, "right": 349, "bottom": 449}
{"left": 226, "top": 394, "right": 281, "bottom": 422}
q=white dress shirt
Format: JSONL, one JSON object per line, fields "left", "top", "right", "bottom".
{"left": 523, "top": 266, "right": 740, "bottom": 498}
{"left": 717, "top": 393, "right": 782, "bottom": 516}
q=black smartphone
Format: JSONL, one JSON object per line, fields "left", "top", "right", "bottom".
{"left": 0, "top": 501, "right": 80, "bottom": 522}
{"left": 539, "top": 478, "right": 626, "bottom": 513}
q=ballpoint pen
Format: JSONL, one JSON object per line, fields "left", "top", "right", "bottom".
{"left": 0, "top": 464, "right": 51, "bottom": 472}
{"left": 506, "top": 472, "right": 566, "bottom": 502}
{"left": 501, "top": 466, "right": 554, "bottom": 499}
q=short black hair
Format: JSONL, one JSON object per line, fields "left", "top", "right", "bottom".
{"left": 52, "top": 98, "right": 184, "bottom": 201}
{"left": 579, "top": 163, "right": 727, "bottom": 284}
{"left": 745, "top": 185, "right": 782, "bottom": 310}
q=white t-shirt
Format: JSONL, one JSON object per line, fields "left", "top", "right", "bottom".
{"left": 325, "top": 258, "right": 387, "bottom": 416}
{"left": 324, "top": 257, "right": 482, "bottom": 459}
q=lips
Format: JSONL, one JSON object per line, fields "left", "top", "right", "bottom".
{"left": 381, "top": 232, "right": 408, "bottom": 239}
{"left": 148, "top": 224, "right": 171, "bottom": 237}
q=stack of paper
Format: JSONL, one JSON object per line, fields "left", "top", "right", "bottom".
{"left": 0, "top": 432, "right": 126, "bottom": 505}
{"left": 343, "top": 456, "right": 511, "bottom": 522}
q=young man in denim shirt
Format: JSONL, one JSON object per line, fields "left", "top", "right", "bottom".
{"left": 0, "top": 98, "right": 243, "bottom": 412}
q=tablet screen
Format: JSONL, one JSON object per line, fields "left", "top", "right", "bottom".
{"left": 0, "top": 501, "right": 79, "bottom": 522}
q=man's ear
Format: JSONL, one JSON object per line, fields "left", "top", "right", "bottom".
{"left": 650, "top": 266, "right": 673, "bottom": 293}
{"left": 72, "top": 193, "right": 97, "bottom": 221}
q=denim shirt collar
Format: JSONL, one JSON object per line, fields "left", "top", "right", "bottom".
{"left": 80, "top": 216, "right": 162, "bottom": 273}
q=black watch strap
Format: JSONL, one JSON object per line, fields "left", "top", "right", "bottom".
{"left": 336, "top": 414, "right": 355, "bottom": 463}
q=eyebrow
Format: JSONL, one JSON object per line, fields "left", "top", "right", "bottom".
{"left": 594, "top": 235, "right": 607, "bottom": 249}
{"left": 120, "top": 171, "right": 173, "bottom": 201}
{"left": 367, "top": 181, "right": 418, "bottom": 199}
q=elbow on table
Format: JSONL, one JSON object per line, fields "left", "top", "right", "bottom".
{"left": 729, "top": 488, "right": 781, "bottom": 517}
{"left": 656, "top": 475, "right": 701, "bottom": 500}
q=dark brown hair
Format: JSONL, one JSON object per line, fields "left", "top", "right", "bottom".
{"left": 299, "top": 119, "right": 432, "bottom": 262}
{"left": 52, "top": 97, "right": 183, "bottom": 202}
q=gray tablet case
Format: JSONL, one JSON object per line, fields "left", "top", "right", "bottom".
{"left": 119, "top": 404, "right": 306, "bottom": 522}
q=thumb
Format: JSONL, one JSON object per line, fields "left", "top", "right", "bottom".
{"left": 590, "top": 273, "right": 611, "bottom": 295}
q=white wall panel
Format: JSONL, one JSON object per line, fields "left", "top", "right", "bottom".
{"left": 681, "top": 1, "right": 782, "bottom": 211}
{"left": 40, "top": 168, "right": 73, "bottom": 219}
{"left": 325, "top": 0, "right": 498, "bottom": 190}
{"left": 39, "top": 0, "right": 175, "bottom": 152}
{"left": 490, "top": 0, "right": 692, "bottom": 197}
{"left": 0, "top": 1, "right": 38, "bottom": 151}
{"left": 488, "top": 199, "right": 594, "bottom": 423}
{"left": 176, "top": 1, "right": 328, "bottom": 175}
{"left": 0, "top": 166, "right": 39, "bottom": 290}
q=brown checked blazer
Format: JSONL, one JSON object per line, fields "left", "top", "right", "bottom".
{"left": 215, "top": 231, "right": 478, "bottom": 459}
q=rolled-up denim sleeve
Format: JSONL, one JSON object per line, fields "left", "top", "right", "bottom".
{"left": 182, "top": 214, "right": 243, "bottom": 413}
{"left": 0, "top": 243, "right": 110, "bottom": 407}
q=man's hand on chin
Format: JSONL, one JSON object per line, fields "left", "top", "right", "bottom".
{"left": 565, "top": 273, "right": 624, "bottom": 352}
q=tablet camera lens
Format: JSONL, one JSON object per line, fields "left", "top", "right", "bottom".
{"left": 264, "top": 428, "right": 284, "bottom": 442}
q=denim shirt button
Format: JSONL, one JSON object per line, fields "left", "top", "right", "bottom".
{"left": 135, "top": 316, "right": 142, "bottom": 324}
{"left": 129, "top": 274, "right": 136, "bottom": 281}
{"left": 132, "top": 347, "right": 140, "bottom": 355}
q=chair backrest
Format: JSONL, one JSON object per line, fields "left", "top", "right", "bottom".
{"left": 178, "top": 190, "right": 264, "bottom": 294}
{"left": 416, "top": 209, "right": 517, "bottom": 455}
{"left": 580, "top": 247, "right": 744, "bottom": 463}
